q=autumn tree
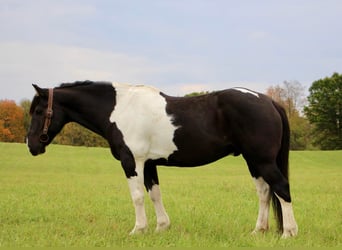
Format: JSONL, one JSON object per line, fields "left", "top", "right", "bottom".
{"left": 304, "top": 72, "right": 342, "bottom": 149}
{"left": 266, "top": 81, "right": 311, "bottom": 150}
{"left": 266, "top": 80, "right": 305, "bottom": 117}
{"left": 0, "top": 100, "right": 26, "bottom": 142}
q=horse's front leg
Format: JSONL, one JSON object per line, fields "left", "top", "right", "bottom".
{"left": 125, "top": 159, "right": 148, "bottom": 234}
{"left": 144, "top": 163, "right": 170, "bottom": 232}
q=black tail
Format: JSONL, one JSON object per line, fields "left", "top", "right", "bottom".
{"left": 271, "top": 101, "right": 290, "bottom": 233}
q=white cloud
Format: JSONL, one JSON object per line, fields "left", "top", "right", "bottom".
{"left": 1, "top": 42, "right": 263, "bottom": 101}
{"left": 0, "top": 41, "right": 299, "bottom": 102}
{"left": 0, "top": 42, "right": 166, "bottom": 101}
{"left": 1, "top": 0, "right": 341, "bottom": 103}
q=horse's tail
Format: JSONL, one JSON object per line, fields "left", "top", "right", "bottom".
{"left": 271, "top": 100, "right": 290, "bottom": 233}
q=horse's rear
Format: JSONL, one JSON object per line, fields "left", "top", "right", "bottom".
{"left": 216, "top": 89, "right": 298, "bottom": 237}
{"left": 164, "top": 88, "right": 298, "bottom": 237}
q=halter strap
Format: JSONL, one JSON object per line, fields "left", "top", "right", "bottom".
{"left": 40, "top": 88, "right": 53, "bottom": 143}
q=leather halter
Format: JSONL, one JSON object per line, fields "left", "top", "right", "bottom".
{"left": 40, "top": 88, "right": 54, "bottom": 143}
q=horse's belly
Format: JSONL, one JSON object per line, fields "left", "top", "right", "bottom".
{"left": 166, "top": 140, "right": 234, "bottom": 167}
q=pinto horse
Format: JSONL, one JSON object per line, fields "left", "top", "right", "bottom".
{"left": 27, "top": 81, "right": 298, "bottom": 238}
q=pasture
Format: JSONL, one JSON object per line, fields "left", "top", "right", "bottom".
{"left": 0, "top": 142, "right": 341, "bottom": 247}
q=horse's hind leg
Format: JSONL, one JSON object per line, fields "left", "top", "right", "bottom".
{"left": 144, "top": 162, "right": 170, "bottom": 232}
{"left": 252, "top": 177, "right": 271, "bottom": 234}
{"left": 258, "top": 163, "right": 298, "bottom": 238}
{"left": 275, "top": 194, "right": 298, "bottom": 238}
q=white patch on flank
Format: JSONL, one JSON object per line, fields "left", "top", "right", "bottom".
{"left": 253, "top": 177, "right": 271, "bottom": 233}
{"left": 232, "top": 87, "right": 259, "bottom": 98}
{"left": 110, "top": 82, "right": 178, "bottom": 160}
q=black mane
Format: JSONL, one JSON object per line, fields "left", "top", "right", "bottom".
{"left": 58, "top": 80, "right": 111, "bottom": 89}
{"left": 29, "top": 95, "right": 40, "bottom": 115}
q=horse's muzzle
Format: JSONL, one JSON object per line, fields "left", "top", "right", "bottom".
{"left": 27, "top": 138, "right": 46, "bottom": 156}
{"left": 29, "top": 146, "right": 46, "bottom": 156}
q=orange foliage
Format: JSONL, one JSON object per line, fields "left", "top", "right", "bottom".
{"left": 0, "top": 100, "right": 26, "bottom": 142}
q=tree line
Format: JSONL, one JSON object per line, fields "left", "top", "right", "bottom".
{"left": 1, "top": 72, "right": 341, "bottom": 150}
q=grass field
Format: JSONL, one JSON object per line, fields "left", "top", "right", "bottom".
{"left": 0, "top": 142, "right": 341, "bottom": 247}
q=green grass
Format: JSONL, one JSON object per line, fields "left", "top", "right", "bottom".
{"left": 0, "top": 142, "right": 341, "bottom": 247}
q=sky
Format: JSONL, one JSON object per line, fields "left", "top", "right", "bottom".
{"left": 1, "top": 0, "right": 341, "bottom": 102}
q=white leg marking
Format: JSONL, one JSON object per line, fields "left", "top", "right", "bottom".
{"left": 253, "top": 177, "right": 271, "bottom": 233}
{"left": 275, "top": 194, "right": 298, "bottom": 238}
{"left": 149, "top": 184, "right": 170, "bottom": 232}
{"left": 127, "top": 160, "right": 147, "bottom": 234}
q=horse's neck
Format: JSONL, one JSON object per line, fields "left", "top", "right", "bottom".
{"left": 60, "top": 88, "right": 112, "bottom": 138}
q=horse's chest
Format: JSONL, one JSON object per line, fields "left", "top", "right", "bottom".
{"left": 109, "top": 85, "right": 178, "bottom": 160}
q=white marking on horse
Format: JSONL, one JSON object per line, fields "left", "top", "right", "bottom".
{"left": 275, "top": 194, "right": 298, "bottom": 238}
{"left": 253, "top": 177, "right": 271, "bottom": 233}
{"left": 149, "top": 184, "right": 170, "bottom": 231}
{"left": 127, "top": 160, "right": 147, "bottom": 234}
{"left": 233, "top": 87, "right": 259, "bottom": 98}
{"left": 109, "top": 82, "right": 178, "bottom": 160}
{"left": 109, "top": 83, "right": 177, "bottom": 234}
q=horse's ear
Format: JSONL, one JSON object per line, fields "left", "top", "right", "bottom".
{"left": 32, "top": 84, "right": 46, "bottom": 97}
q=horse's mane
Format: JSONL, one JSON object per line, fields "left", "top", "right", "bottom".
{"left": 29, "top": 95, "right": 40, "bottom": 115}
{"left": 58, "top": 80, "right": 111, "bottom": 89}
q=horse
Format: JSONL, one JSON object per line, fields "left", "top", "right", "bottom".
{"left": 27, "top": 81, "right": 298, "bottom": 238}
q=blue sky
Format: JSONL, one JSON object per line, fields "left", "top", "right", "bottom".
{"left": 1, "top": 0, "right": 341, "bottom": 102}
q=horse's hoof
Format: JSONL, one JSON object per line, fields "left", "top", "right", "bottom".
{"left": 129, "top": 225, "right": 148, "bottom": 235}
{"left": 281, "top": 226, "right": 298, "bottom": 238}
{"left": 251, "top": 227, "right": 268, "bottom": 235}
{"left": 156, "top": 222, "right": 171, "bottom": 233}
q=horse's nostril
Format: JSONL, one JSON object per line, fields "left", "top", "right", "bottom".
{"left": 29, "top": 147, "right": 39, "bottom": 156}
{"left": 31, "top": 151, "right": 39, "bottom": 156}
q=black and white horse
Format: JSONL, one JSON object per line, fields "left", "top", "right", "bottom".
{"left": 27, "top": 81, "right": 298, "bottom": 238}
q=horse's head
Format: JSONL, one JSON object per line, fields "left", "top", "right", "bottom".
{"left": 27, "top": 84, "right": 66, "bottom": 156}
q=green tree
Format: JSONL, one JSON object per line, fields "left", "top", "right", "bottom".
{"left": 20, "top": 99, "right": 31, "bottom": 133}
{"left": 185, "top": 91, "right": 209, "bottom": 97}
{"left": 304, "top": 72, "right": 342, "bottom": 149}
{"left": 289, "top": 114, "right": 313, "bottom": 150}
